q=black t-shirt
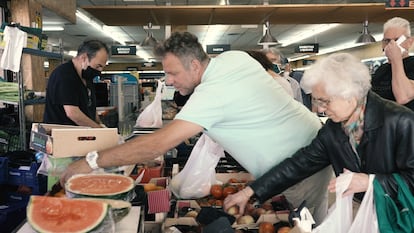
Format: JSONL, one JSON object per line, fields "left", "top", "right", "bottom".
{"left": 43, "top": 60, "right": 97, "bottom": 125}
{"left": 371, "top": 56, "right": 414, "bottom": 111}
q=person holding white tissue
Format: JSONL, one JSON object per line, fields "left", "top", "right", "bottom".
{"left": 371, "top": 17, "right": 414, "bottom": 111}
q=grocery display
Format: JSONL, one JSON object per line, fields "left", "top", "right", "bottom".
{"left": 0, "top": 2, "right": 390, "bottom": 233}
{"left": 26, "top": 196, "right": 110, "bottom": 233}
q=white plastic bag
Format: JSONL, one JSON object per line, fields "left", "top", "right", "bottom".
{"left": 347, "top": 174, "right": 378, "bottom": 233}
{"left": 169, "top": 134, "right": 225, "bottom": 199}
{"left": 135, "top": 80, "right": 163, "bottom": 128}
{"left": 312, "top": 172, "right": 378, "bottom": 233}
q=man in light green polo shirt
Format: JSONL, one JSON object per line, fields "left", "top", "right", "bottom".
{"left": 61, "top": 32, "right": 331, "bottom": 224}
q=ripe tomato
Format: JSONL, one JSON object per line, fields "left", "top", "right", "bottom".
{"left": 259, "top": 221, "right": 275, "bottom": 233}
{"left": 210, "top": 184, "right": 223, "bottom": 199}
{"left": 222, "top": 185, "right": 237, "bottom": 198}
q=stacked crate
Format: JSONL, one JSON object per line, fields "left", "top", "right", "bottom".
{"left": 0, "top": 152, "right": 46, "bottom": 232}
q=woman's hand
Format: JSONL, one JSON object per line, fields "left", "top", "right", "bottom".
{"left": 223, "top": 186, "right": 254, "bottom": 215}
{"left": 327, "top": 169, "right": 369, "bottom": 197}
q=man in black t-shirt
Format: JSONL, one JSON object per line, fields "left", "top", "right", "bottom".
{"left": 371, "top": 17, "right": 414, "bottom": 111}
{"left": 44, "top": 40, "right": 109, "bottom": 127}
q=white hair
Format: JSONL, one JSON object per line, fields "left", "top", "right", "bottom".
{"left": 301, "top": 53, "right": 371, "bottom": 101}
{"left": 383, "top": 17, "right": 411, "bottom": 36}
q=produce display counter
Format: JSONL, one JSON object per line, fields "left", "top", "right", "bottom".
{"left": 15, "top": 206, "right": 142, "bottom": 233}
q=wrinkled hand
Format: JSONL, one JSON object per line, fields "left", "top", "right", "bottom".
{"left": 59, "top": 159, "right": 92, "bottom": 187}
{"left": 384, "top": 40, "right": 406, "bottom": 62}
{"left": 223, "top": 187, "right": 254, "bottom": 215}
{"left": 327, "top": 169, "right": 369, "bottom": 197}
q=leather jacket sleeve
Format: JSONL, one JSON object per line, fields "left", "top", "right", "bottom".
{"left": 250, "top": 127, "right": 332, "bottom": 203}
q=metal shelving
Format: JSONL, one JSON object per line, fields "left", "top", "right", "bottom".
{"left": 0, "top": 48, "right": 62, "bottom": 151}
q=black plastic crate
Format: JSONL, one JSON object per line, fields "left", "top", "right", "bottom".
{"left": 8, "top": 162, "right": 39, "bottom": 187}
{"left": 7, "top": 191, "right": 30, "bottom": 203}
{"left": 0, "top": 156, "right": 7, "bottom": 184}
{"left": 0, "top": 127, "right": 21, "bottom": 154}
{"left": 0, "top": 201, "right": 27, "bottom": 233}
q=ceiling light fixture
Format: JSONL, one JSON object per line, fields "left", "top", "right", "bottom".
{"left": 76, "top": 9, "right": 127, "bottom": 45}
{"left": 280, "top": 24, "right": 340, "bottom": 47}
{"left": 356, "top": 20, "right": 376, "bottom": 44}
{"left": 141, "top": 22, "right": 158, "bottom": 47}
{"left": 258, "top": 21, "right": 279, "bottom": 46}
{"left": 42, "top": 26, "right": 64, "bottom": 31}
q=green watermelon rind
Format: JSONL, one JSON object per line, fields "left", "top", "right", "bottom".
{"left": 65, "top": 173, "right": 135, "bottom": 201}
{"left": 27, "top": 196, "right": 109, "bottom": 233}
{"left": 67, "top": 190, "right": 134, "bottom": 201}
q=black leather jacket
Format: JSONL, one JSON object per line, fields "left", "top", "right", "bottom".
{"left": 251, "top": 91, "right": 414, "bottom": 202}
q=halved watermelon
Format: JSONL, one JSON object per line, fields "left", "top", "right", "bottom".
{"left": 65, "top": 173, "right": 135, "bottom": 200}
{"left": 80, "top": 198, "right": 132, "bottom": 222}
{"left": 27, "top": 196, "right": 109, "bottom": 233}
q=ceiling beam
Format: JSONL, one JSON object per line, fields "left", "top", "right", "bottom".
{"left": 81, "top": 3, "right": 414, "bottom": 26}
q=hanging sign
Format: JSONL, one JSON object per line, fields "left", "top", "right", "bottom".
{"left": 294, "top": 44, "right": 319, "bottom": 53}
{"left": 206, "top": 44, "right": 231, "bottom": 54}
{"left": 111, "top": 46, "right": 137, "bottom": 55}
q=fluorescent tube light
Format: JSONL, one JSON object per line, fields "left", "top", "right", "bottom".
{"left": 76, "top": 9, "right": 127, "bottom": 45}
{"left": 280, "top": 24, "right": 340, "bottom": 47}
{"left": 42, "top": 26, "right": 64, "bottom": 31}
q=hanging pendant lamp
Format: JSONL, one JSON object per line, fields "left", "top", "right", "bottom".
{"left": 356, "top": 20, "right": 376, "bottom": 44}
{"left": 141, "top": 22, "right": 158, "bottom": 47}
{"left": 258, "top": 21, "right": 279, "bottom": 45}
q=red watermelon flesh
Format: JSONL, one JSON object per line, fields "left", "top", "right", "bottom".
{"left": 65, "top": 173, "right": 134, "bottom": 197}
{"left": 27, "top": 196, "right": 108, "bottom": 233}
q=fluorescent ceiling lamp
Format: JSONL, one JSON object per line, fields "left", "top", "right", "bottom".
{"left": 67, "top": 50, "right": 77, "bottom": 57}
{"left": 288, "top": 32, "right": 382, "bottom": 61}
{"left": 42, "top": 26, "right": 64, "bottom": 31}
{"left": 200, "top": 25, "right": 228, "bottom": 48}
{"left": 241, "top": 25, "right": 258, "bottom": 29}
{"left": 280, "top": 24, "right": 340, "bottom": 47}
{"left": 144, "top": 25, "right": 160, "bottom": 30}
{"left": 76, "top": 9, "right": 127, "bottom": 45}
{"left": 136, "top": 47, "right": 154, "bottom": 61}
{"left": 102, "top": 25, "right": 131, "bottom": 45}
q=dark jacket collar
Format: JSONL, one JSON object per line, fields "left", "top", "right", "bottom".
{"left": 363, "top": 91, "right": 384, "bottom": 132}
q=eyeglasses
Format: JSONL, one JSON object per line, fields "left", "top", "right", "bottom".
{"left": 312, "top": 97, "right": 331, "bottom": 109}
{"left": 382, "top": 36, "right": 406, "bottom": 45}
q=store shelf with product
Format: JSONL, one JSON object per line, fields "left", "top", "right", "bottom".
{"left": 0, "top": 46, "right": 63, "bottom": 152}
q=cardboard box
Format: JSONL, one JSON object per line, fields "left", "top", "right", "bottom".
{"left": 135, "top": 161, "right": 164, "bottom": 183}
{"left": 164, "top": 200, "right": 200, "bottom": 227}
{"left": 144, "top": 177, "right": 171, "bottom": 214}
{"left": 30, "top": 123, "right": 118, "bottom": 157}
{"left": 143, "top": 222, "right": 162, "bottom": 233}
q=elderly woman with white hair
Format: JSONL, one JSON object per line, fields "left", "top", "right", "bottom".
{"left": 224, "top": 52, "right": 414, "bottom": 221}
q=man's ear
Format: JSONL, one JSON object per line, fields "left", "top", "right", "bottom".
{"left": 190, "top": 59, "right": 202, "bottom": 72}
